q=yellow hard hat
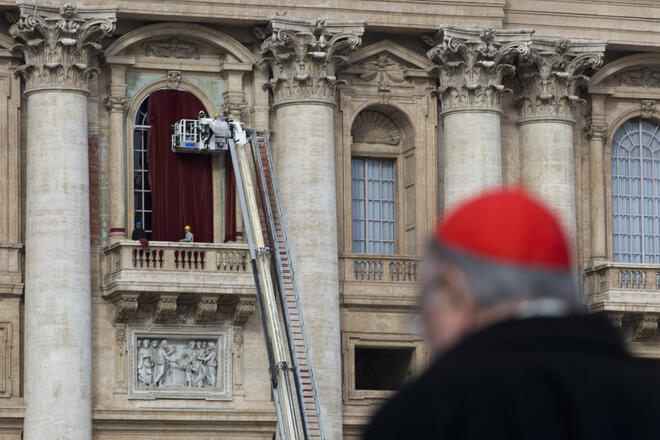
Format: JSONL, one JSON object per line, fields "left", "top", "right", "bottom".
{"left": 184, "top": 225, "right": 191, "bottom": 230}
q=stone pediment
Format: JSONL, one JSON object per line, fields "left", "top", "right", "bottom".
{"left": 105, "top": 22, "right": 256, "bottom": 72}
{"left": 343, "top": 40, "right": 435, "bottom": 88}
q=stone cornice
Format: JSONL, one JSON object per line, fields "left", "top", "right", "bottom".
{"left": 518, "top": 37, "right": 606, "bottom": 121}
{"left": 259, "top": 16, "right": 365, "bottom": 107}
{"left": 8, "top": 2, "right": 117, "bottom": 94}
{"left": 424, "top": 25, "right": 533, "bottom": 112}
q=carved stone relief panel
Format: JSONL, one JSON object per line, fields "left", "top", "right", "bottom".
{"left": 144, "top": 39, "right": 201, "bottom": 59}
{"left": 127, "top": 325, "right": 232, "bottom": 400}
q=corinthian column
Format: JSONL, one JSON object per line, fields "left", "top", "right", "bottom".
{"left": 260, "top": 16, "right": 364, "bottom": 440}
{"left": 9, "top": 3, "right": 116, "bottom": 439}
{"left": 425, "top": 26, "right": 533, "bottom": 208}
{"left": 517, "top": 38, "right": 605, "bottom": 239}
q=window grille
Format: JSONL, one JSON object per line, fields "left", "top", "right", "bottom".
{"left": 611, "top": 117, "right": 660, "bottom": 263}
{"left": 351, "top": 158, "right": 395, "bottom": 254}
{"left": 134, "top": 97, "right": 152, "bottom": 239}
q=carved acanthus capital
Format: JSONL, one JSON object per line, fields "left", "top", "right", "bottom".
{"left": 584, "top": 115, "right": 608, "bottom": 140}
{"left": 517, "top": 37, "right": 606, "bottom": 121}
{"left": 105, "top": 95, "right": 128, "bottom": 112}
{"left": 424, "top": 26, "right": 533, "bottom": 112}
{"left": 9, "top": 2, "right": 117, "bottom": 93}
{"left": 259, "top": 16, "right": 365, "bottom": 106}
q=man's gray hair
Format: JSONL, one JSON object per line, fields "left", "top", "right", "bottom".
{"left": 431, "top": 245, "right": 583, "bottom": 310}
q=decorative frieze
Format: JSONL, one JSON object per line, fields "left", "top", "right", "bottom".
{"left": 259, "top": 16, "right": 365, "bottom": 106}
{"left": 127, "top": 326, "right": 232, "bottom": 400}
{"left": 517, "top": 37, "right": 605, "bottom": 121}
{"left": 357, "top": 55, "right": 407, "bottom": 90}
{"left": 9, "top": 2, "right": 117, "bottom": 93}
{"left": 615, "top": 68, "right": 660, "bottom": 88}
{"left": 144, "top": 39, "right": 200, "bottom": 59}
{"left": 424, "top": 26, "right": 533, "bottom": 112}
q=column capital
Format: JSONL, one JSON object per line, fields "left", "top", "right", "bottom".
{"left": 9, "top": 2, "right": 117, "bottom": 94}
{"left": 424, "top": 26, "right": 533, "bottom": 113}
{"left": 584, "top": 115, "right": 608, "bottom": 140}
{"left": 518, "top": 37, "right": 606, "bottom": 122}
{"left": 105, "top": 95, "right": 128, "bottom": 112}
{"left": 259, "top": 16, "right": 365, "bottom": 107}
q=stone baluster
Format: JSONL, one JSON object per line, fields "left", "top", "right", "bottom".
{"left": 517, "top": 37, "right": 606, "bottom": 240}
{"left": 425, "top": 26, "right": 533, "bottom": 208}
{"left": 260, "top": 16, "right": 365, "bottom": 440}
{"left": 9, "top": 3, "right": 117, "bottom": 439}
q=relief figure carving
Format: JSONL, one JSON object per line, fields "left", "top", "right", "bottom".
{"left": 136, "top": 337, "right": 219, "bottom": 389}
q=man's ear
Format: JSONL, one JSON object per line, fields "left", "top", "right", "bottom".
{"left": 442, "top": 264, "right": 476, "bottom": 312}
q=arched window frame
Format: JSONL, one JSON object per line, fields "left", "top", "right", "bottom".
{"left": 125, "top": 80, "right": 224, "bottom": 243}
{"left": 611, "top": 117, "right": 660, "bottom": 263}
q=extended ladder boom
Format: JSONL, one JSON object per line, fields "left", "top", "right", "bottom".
{"left": 228, "top": 126, "right": 325, "bottom": 440}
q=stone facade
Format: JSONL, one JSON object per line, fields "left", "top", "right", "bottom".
{"left": 0, "top": 1, "right": 659, "bottom": 439}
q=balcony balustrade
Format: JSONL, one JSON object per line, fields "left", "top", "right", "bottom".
{"left": 101, "top": 240, "right": 256, "bottom": 324}
{"left": 339, "top": 254, "right": 421, "bottom": 310}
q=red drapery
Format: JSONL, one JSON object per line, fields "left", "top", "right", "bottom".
{"left": 147, "top": 90, "right": 214, "bottom": 242}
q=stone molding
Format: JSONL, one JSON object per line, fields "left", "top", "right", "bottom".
{"left": 424, "top": 25, "right": 533, "bottom": 113}
{"left": 584, "top": 115, "right": 608, "bottom": 140}
{"left": 517, "top": 37, "right": 605, "bottom": 121}
{"left": 9, "top": 2, "right": 117, "bottom": 94}
{"left": 259, "top": 16, "right": 365, "bottom": 106}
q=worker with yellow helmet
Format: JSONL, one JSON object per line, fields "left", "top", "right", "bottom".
{"left": 180, "top": 225, "right": 194, "bottom": 243}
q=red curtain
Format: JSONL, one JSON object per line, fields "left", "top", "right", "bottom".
{"left": 147, "top": 90, "right": 213, "bottom": 243}
{"left": 224, "top": 153, "right": 240, "bottom": 241}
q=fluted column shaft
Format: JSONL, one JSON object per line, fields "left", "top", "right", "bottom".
{"left": 517, "top": 37, "right": 605, "bottom": 240}
{"left": 10, "top": 4, "right": 116, "bottom": 439}
{"left": 425, "top": 26, "right": 533, "bottom": 209}
{"left": 261, "top": 16, "right": 364, "bottom": 440}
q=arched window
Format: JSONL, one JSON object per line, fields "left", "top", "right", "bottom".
{"left": 612, "top": 117, "right": 660, "bottom": 263}
{"left": 133, "top": 97, "right": 152, "bottom": 238}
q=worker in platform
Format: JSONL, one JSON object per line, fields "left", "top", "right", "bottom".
{"left": 364, "top": 188, "right": 660, "bottom": 440}
{"left": 180, "top": 225, "right": 194, "bottom": 243}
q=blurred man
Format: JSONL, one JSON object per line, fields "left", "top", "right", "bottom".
{"left": 364, "top": 188, "right": 660, "bottom": 440}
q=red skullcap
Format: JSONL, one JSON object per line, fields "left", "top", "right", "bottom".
{"left": 434, "top": 188, "right": 571, "bottom": 271}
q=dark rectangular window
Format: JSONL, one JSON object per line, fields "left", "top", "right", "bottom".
{"left": 355, "top": 347, "right": 414, "bottom": 391}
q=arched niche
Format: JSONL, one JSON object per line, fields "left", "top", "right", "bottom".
{"left": 350, "top": 104, "right": 415, "bottom": 156}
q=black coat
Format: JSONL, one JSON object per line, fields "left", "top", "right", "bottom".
{"left": 364, "top": 315, "right": 660, "bottom": 440}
